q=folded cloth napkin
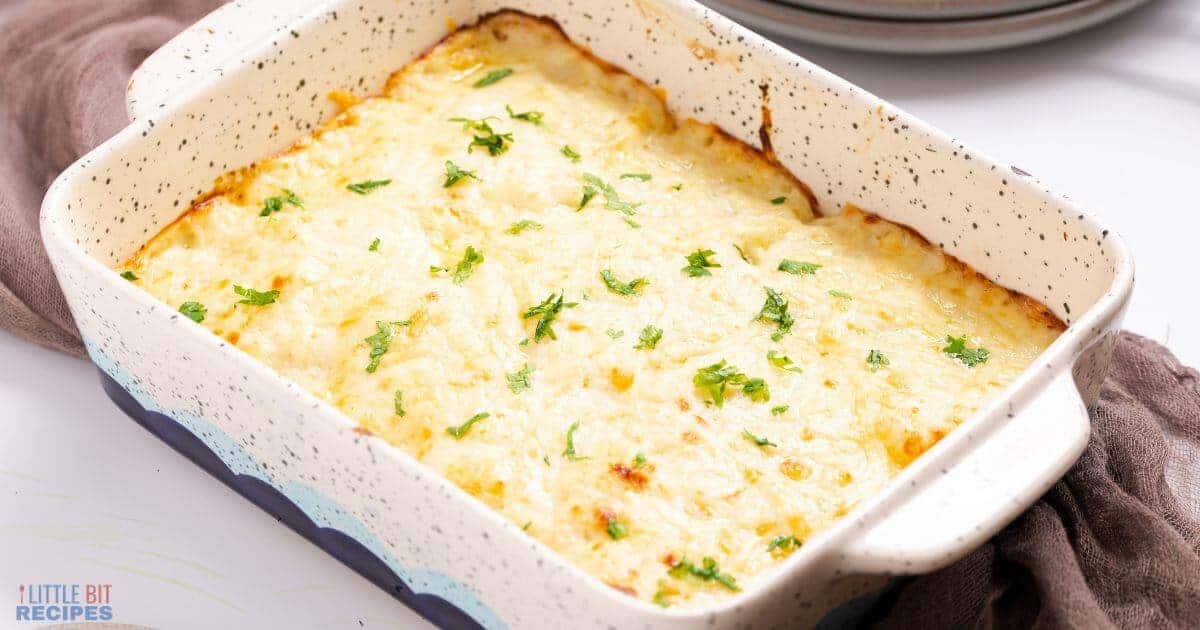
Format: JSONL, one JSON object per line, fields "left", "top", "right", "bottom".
{"left": 1, "top": 2, "right": 1197, "bottom": 627}
{"left": 0, "top": 0, "right": 220, "bottom": 357}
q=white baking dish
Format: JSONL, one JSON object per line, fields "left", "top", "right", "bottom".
{"left": 40, "top": 0, "right": 1132, "bottom": 627}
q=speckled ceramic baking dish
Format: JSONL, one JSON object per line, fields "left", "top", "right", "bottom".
{"left": 40, "top": 0, "right": 1132, "bottom": 627}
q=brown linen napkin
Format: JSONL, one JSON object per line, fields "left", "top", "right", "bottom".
{"left": 0, "top": 0, "right": 220, "bottom": 357}
{"left": 873, "top": 332, "right": 1200, "bottom": 629}
{"left": 2, "top": 2, "right": 1198, "bottom": 627}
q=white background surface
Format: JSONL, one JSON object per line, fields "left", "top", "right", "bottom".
{"left": 2, "top": 1, "right": 1197, "bottom": 628}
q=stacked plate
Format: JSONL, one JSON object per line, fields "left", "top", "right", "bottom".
{"left": 703, "top": 0, "right": 1154, "bottom": 53}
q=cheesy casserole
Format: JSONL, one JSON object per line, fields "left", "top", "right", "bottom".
{"left": 120, "top": 11, "right": 1062, "bottom": 608}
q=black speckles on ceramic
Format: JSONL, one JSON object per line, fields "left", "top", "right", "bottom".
{"left": 41, "top": 0, "right": 1132, "bottom": 628}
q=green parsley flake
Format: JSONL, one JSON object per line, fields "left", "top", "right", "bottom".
{"left": 767, "top": 535, "right": 801, "bottom": 553}
{"left": 742, "top": 378, "right": 770, "bottom": 402}
{"left": 620, "top": 173, "right": 651, "bottom": 181}
{"left": 473, "top": 67, "right": 513, "bottom": 87}
{"left": 451, "top": 245, "right": 484, "bottom": 284}
{"left": 563, "top": 421, "right": 588, "bottom": 461}
{"left": 767, "top": 350, "right": 802, "bottom": 373}
{"left": 450, "top": 117, "right": 513, "bottom": 156}
{"left": 778, "top": 259, "right": 821, "bottom": 275}
{"left": 443, "top": 161, "right": 479, "bottom": 187}
{"left": 829, "top": 289, "right": 853, "bottom": 300}
{"left": 561, "top": 145, "right": 582, "bottom": 162}
{"left": 742, "top": 429, "right": 777, "bottom": 448}
{"left": 866, "top": 349, "right": 890, "bottom": 372}
{"left": 120, "top": 270, "right": 138, "bottom": 281}
{"left": 653, "top": 583, "right": 671, "bottom": 608}
{"left": 179, "top": 301, "right": 206, "bottom": 323}
{"left": 600, "top": 269, "right": 648, "bottom": 296}
{"left": 506, "top": 219, "right": 543, "bottom": 235}
{"left": 669, "top": 557, "right": 739, "bottom": 592}
{"left": 505, "top": 104, "right": 543, "bottom": 125}
{"left": 233, "top": 285, "right": 279, "bottom": 306}
{"left": 771, "top": 405, "right": 789, "bottom": 415}
{"left": 634, "top": 325, "right": 663, "bottom": 350}
{"left": 506, "top": 364, "right": 534, "bottom": 395}
{"left": 522, "top": 291, "right": 578, "bottom": 342}
{"left": 346, "top": 179, "right": 391, "bottom": 194}
{"left": 623, "top": 217, "right": 641, "bottom": 229}
{"left": 671, "top": 183, "right": 683, "bottom": 191}
{"left": 522, "top": 521, "right": 532, "bottom": 531}
{"left": 606, "top": 518, "right": 629, "bottom": 540}
{"left": 682, "top": 249, "right": 720, "bottom": 277}
{"left": 606, "top": 329, "right": 624, "bottom": 340}
{"left": 393, "top": 390, "right": 406, "bottom": 417}
{"left": 364, "top": 320, "right": 408, "bottom": 373}
{"left": 447, "top": 412, "right": 490, "bottom": 439}
{"left": 260, "top": 189, "right": 302, "bottom": 216}
{"left": 693, "top": 360, "right": 746, "bottom": 408}
{"left": 577, "top": 184, "right": 598, "bottom": 210}
{"left": 757, "top": 287, "right": 794, "bottom": 341}
{"left": 943, "top": 335, "right": 990, "bottom": 367}
{"left": 734, "top": 244, "right": 752, "bottom": 264}
{"left": 368, "top": 237, "right": 381, "bottom": 252}
{"left": 770, "top": 196, "right": 787, "bottom": 205}
{"left": 633, "top": 453, "right": 648, "bottom": 468}
{"left": 581, "top": 173, "right": 638, "bottom": 215}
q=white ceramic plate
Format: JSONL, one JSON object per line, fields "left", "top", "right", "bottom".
{"left": 704, "top": 0, "right": 1154, "bottom": 53}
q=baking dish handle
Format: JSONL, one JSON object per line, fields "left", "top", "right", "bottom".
{"left": 837, "top": 370, "right": 1089, "bottom": 575}
{"left": 125, "top": 0, "right": 319, "bottom": 122}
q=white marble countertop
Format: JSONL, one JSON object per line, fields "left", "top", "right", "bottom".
{"left": 2, "top": 1, "right": 1196, "bottom": 627}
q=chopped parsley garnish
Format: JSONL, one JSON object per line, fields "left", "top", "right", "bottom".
{"left": 606, "top": 518, "right": 629, "bottom": 540}
{"left": 561, "top": 145, "right": 582, "bottom": 162}
{"left": 742, "top": 378, "right": 770, "bottom": 402}
{"left": 682, "top": 249, "right": 720, "bottom": 277}
{"left": 369, "top": 237, "right": 381, "bottom": 251}
{"left": 669, "top": 557, "right": 739, "bottom": 591}
{"left": 505, "top": 104, "right": 543, "bottom": 125}
{"left": 756, "top": 287, "right": 794, "bottom": 341}
{"left": 506, "top": 363, "right": 534, "bottom": 395}
{"left": 866, "top": 349, "right": 889, "bottom": 372}
{"left": 364, "top": 320, "right": 408, "bottom": 373}
{"left": 733, "top": 244, "right": 752, "bottom": 264}
{"left": 522, "top": 291, "right": 578, "bottom": 342}
{"left": 563, "top": 421, "right": 588, "bottom": 461}
{"left": 943, "top": 335, "right": 990, "bottom": 367}
{"left": 450, "top": 117, "right": 513, "bottom": 156}
{"left": 770, "top": 196, "right": 787, "bottom": 205}
{"left": 233, "top": 285, "right": 279, "bottom": 305}
{"left": 522, "top": 521, "right": 532, "bottom": 531}
{"left": 577, "top": 184, "right": 599, "bottom": 210}
{"left": 600, "top": 269, "right": 648, "bottom": 296}
{"left": 634, "top": 325, "right": 663, "bottom": 350}
{"left": 767, "top": 535, "right": 801, "bottom": 552}
{"left": 620, "top": 173, "right": 651, "bottom": 181}
{"left": 393, "top": 390, "right": 406, "bottom": 417}
{"left": 473, "top": 67, "right": 513, "bottom": 87}
{"left": 581, "top": 173, "right": 638, "bottom": 215}
{"left": 506, "top": 219, "right": 543, "bottom": 235}
{"left": 653, "top": 584, "right": 671, "bottom": 608}
{"left": 606, "top": 329, "right": 624, "bottom": 340}
{"left": 451, "top": 245, "right": 484, "bottom": 284}
{"left": 742, "top": 429, "right": 776, "bottom": 448}
{"left": 778, "top": 259, "right": 821, "bottom": 275}
{"left": 623, "top": 217, "right": 641, "bottom": 229}
{"left": 443, "top": 161, "right": 479, "bottom": 187}
{"left": 447, "top": 412, "right": 489, "bottom": 439}
{"left": 771, "top": 405, "right": 789, "bottom": 415}
{"left": 346, "top": 179, "right": 391, "bottom": 194}
{"left": 671, "top": 183, "right": 683, "bottom": 191}
{"left": 120, "top": 270, "right": 138, "bottom": 281}
{"left": 178, "top": 301, "right": 206, "bottom": 323}
{"left": 633, "top": 453, "right": 648, "bottom": 468}
{"left": 694, "top": 360, "right": 766, "bottom": 407}
{"left": 767, "top": 350, "right": 802, "bottom": 373}
{"left": 260, "top": 189, "right": 302, "bottom": 216}
{"left": 829, "top": 289, "right": 853, "bottom": 300}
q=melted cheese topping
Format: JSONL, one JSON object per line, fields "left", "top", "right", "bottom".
{"left": 122, "top": 12, "right": 1062, "bottom": 608}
